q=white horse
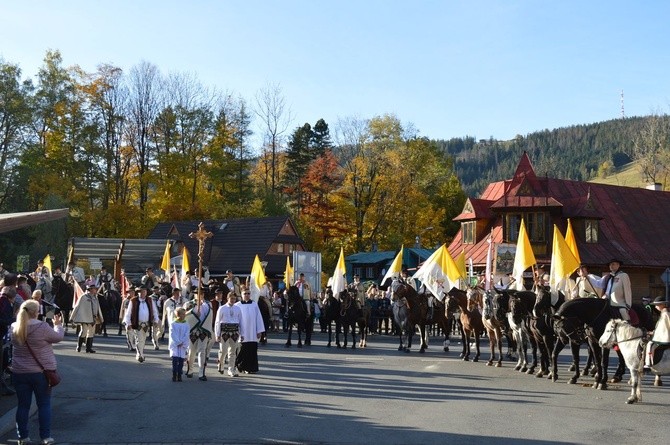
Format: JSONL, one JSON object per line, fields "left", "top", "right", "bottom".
{"left": 599, "top": 320, "right": 669, "bottom": 404}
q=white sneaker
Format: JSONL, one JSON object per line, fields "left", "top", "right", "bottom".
{"left": 42, "top": 438, "right": 56, "bottom": 444}
{"left": 227, "top": 368, "right": 238, "bottom": 377}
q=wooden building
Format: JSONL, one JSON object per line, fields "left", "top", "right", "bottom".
{"left": 447, "top": 152, "right": 670, "bottom": 300}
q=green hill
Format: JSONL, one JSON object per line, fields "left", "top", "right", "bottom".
{"left": 435, "top": 116, "right": 665, "bottom": 197}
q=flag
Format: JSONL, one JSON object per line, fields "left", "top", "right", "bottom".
{"left": 565, "top": 218, "right": 581, "bottom": 264}
{"left": 120, "top": 270, "right": 130, "bottom": 297}
{"left": 443, "top": 247, "right": 462, "bottom": 284}
{"left": 43, "top": 254, "right": 53, "bottom": 280}
{"left": 181, "top": 247, "right": 191, "bottom": 280}
{"left": 249, "top": 255, "right": 267, "bottom": 302}
{"left": 73, "top": 280, "right": 84, "bottom": 307}
{"left": 549, "top": 225, "right": 580, "bottom": 292}
{"left": 171, "top": 264, "right": 180, "bottom": 290}
{"left": 160, "top": 240, "right": 171, "bottom": 272}
{"left": 331, "top": 247, "right": 347, "bottom": 297}
{"left": 381, "top": 246, "right": 403, "bottom": 285}
{"left": 484, "top": 236, "right": 493, "bottom": 291}
{"left": 511, "top": 219, "right": 536, "bottom": 290}
{"left": 284, "top": 256, "right": 294, "bottom": 287}
{"left": 412, "top": 244, "right": 450, "bottom": 297}
{"left": 455, "top": 250, "right": 466, "bottom": 285}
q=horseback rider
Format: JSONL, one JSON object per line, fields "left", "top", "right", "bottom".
{"left": 595, "top": 258, "right": 632, "bottom": 321}
{"left": 351, "top": 274, "right": 365, "bottom": 310}
{"left": 645, "top": 296, "right": 670, "bottom": 371}
{"left": 141, "top": 267, "right": 157, "bottom": 290}
{"left": 95, "top": 266, "right": 114, "bottom": 295}
{"left": 297, "top": 273, "right": 313, "bottom": 316}
{"left": 571, "top": 264, "right": 602, "bottom": 299}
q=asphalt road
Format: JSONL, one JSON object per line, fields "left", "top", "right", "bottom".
{"left": 1, "top": 328, "right": 667, "bottom": 445}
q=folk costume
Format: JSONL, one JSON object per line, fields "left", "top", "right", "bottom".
{"left": 123, "top": 292, "right": 160, "bottom": 362}
{"left": 235, "top": 299, "right": 265, "bottom": 374}
{"left": 224, "top": 272, "right": 241, "bottom": 297}
{"left": 596, "top": 260, "right": 632, "bottom": 321}
{"left": 185, "top": 300, "right": 213, "bottom": 380}
{"left": 571, "top": 273, "right": 602, "bottom": 299}
{"left": 215, "top": 300, "right": 242, "bottom": 376}
{"left": 71, "top": 285, "right": 104, "bottom": 353}
{"left": 161, "top": 292, "right": 185, "bottom": 339}
{"left": 646, "top": 298, "right": 670, "bottom": 367}
{"left": 169, "top": 317, "right": 190, "bottom": 381}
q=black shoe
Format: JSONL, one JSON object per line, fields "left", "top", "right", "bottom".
{"left": 172, "top": 374, "right": 177, "bottom": 382}
{"left": 198, "top": 376, "right": 207, "bottom": 381}
{"left": 85, "top": 338, "right": 96, "bottom": 353}
{"left": 186, "top": 373, "right": 193, "bottom": 378}
{"left": 76, "top": 337, "right": 84, "bottom": 352}
{"left": 177, "top": 374, "right": 182, "bottom": 382}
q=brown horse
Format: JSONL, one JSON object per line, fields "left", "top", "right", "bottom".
{"left": 446, "top": 287, "right": 485, "bottom": 361}
{"left": 471, "top": 287, "right": 505, "bottom": 367}
{"left": 339, "top": 289, "right": 370, "bottom": 348}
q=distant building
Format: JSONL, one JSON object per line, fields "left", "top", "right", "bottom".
{"left": 448, "top": 152, "right": 670, "bottom": 299}
{"left": 346, "top": 247, "right": 435, "bottom": 285}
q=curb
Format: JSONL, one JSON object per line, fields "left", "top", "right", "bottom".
{"left": 0, "top": 398, "right": 37, "bottom": 438}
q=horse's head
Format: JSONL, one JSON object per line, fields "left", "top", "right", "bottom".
{"left": 533, "top": 286, "right": 552, "bottom": 317}
{"left": 598, "top": 319, "right": 619, "bottom": 348}
{"left": 465, "top": 287, "right": 483, "bottom": 312}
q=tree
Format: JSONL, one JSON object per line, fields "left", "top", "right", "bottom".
{"left": 254, "top": 83, "right": 292, "bottom": 195}
{"left": 632, "top": 113, "right": 670, "bottom": 184}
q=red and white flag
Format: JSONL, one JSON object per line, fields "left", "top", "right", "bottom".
{"left": 73, "top": 280, "right": 84, "bottom": 307}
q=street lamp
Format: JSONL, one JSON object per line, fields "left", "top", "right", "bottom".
{"left": 415, "top": 226, "right": 434, "bottom": 248}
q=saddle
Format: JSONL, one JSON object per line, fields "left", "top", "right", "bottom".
{"left": 651, "top": 344, "right": 669, "bottom": 366}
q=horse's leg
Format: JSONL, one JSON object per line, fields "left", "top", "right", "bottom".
{"left": 473, "top": 330, "right": 481, "bottom": 362}
{"left": 297, "top": 321, "right": 303, "bottom": 348}
{"left": 327, "top": 322, "right": 332, "bottom": 348}
{"left": 419, "top": 323, "right": 427, "bottom": 353}
{"left": 462, "top": 330, "right": 471, "bottom": 361}
{"left": 626, "top": 345, "right": 643, "bottom": 404}
{"left": 526, "top": 332, "right": 538, "bottom": 374}
{"left": 611, "top": 348, "right": 626, "bottom": 383}
{"left": 285, "top": 324, "right": 292, "bottom": 347}
{"left": 351, "top": 322, "right": 356, "bottom": 349}
{"left": 496, "top": 330, "right": 503, "bottom": 367}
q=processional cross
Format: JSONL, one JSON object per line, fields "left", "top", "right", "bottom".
{"left": 189, "top": 222, "right": 213, "bottom": 308}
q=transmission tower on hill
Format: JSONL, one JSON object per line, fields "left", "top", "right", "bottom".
{"left": 620, "top": 90, "right": 625, "bottom": 118}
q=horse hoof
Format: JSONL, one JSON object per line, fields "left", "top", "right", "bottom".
{"left": 337, "top": 345, "right": 342, "bottom": 349}
{"left": 404, "top": 349, "right": 410, "bottom": 353}
{"left": 419, "top": 349, "right": 425, "bottom": 354}
{"left": 626, "top": 396, "right": 638, "bottom": 404}
{"left": 581, "top": 369, "right": 589, "bottom": 377}
{"left": 443, "top": 347, "right": 449, "bottom": 352}
{"left": 654, "top": 378, "right": 663, "bottom": 387}
{"left": 514, "top": 365, "right": 522, "bottom": 371}
{"left": 599, "top": 383, "right": 608, "bottom": 391}
{"left": 473, "top": 357, "right": 479, "bottom": 363}
{"left": 535, "top": 371, "right": 544, "bottom": 378}
{"left": 520, "top": 367, "right": 528, "bottom": 373}
{"left": 610, "top": 376, "right": 621, "bottom": 383}
{"left": 495, "top": 362, "right": 502, "bottom": 368}
{"left": 568, "top": 377, "right": 577, "bottom": 384}
{"left": 398, "top": 346, "right": 403, "bottom": 351}
{"left": 487, "top": 361, "right": 493, "bottom": 366}
{"left": 462, "top": 357, "right": 469, "bottom": 362}
{"left": 459, "top": 353, "right": 465, "bottom": 359}
{"left": 569, "top": 364, "right": 576, "bottom": 372}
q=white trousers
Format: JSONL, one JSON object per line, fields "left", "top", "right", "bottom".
{"left": 131, "top": 327, "right": 149, "bottom": 359}
{"left": 218, "top": 338, "right": 239, "bottom": 373}
{"left": 188, "top": 337, "right": 209, "bottom": 377}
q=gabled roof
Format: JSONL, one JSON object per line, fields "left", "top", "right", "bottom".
{"left": 453, "top": 198, "right": 495, "bottom": 221}
{"left": 147, "top": 216, "right": 304, "bottom": 276}
{"left": 449, "top": 154, "right": 670, "bottom": 269}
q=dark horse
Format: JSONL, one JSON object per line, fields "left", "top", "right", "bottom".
{"left": 419, "top": 286, "right": 453, "bottom": 352}
{"left": 446, "top": 288, "right": 484, "bottom": 362}
{"left": 321, "top": 289, "right": 343, "bottom": 348}
{"left": 258, "top": 295, "right": 272, "bottom": 345}
{"left": 285, "top": 285, "right": 310, "bottom": 348}
{"left": 502, "top": 289, "right": 539, "bottom": 374}
{"left": 339, "top": 288, "right": 370, "bottom": 349}
{"left": 391, "top": 281, "right": 429, "bottom": 353}
{"left": 551, "top": 298, "right": 653, "bottom": 389}
{"left": 51, "top": 275, "right": 74, "bottom": 331}
{"left": 530, "top": 286, "right": 565, "bottom": 378}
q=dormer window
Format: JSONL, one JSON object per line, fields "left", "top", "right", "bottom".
{"left": 504, "top": 212, "right": 547, "bottom": 243}
{"left": 585, "top": 219, "right": 599, "bottom": 243}
{"left": 462, "top": 221, "right": 476, "bottom": 244}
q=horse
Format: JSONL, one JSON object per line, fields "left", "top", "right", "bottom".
{"left": 257, "top": 295, "right": 272, "bottom": 345}
{"left": 479, "top": 288, "right": 506, "bottom": 367}
{"left": 446, "top": 288, "right": 484, "bottom": 362}
{"left": 599, "top": 319, "right": 669, "bottom": 403}
{"left": 420, "top": 286, "right": 454, "bottom": 352}
{"left": 338, "top": 288, "right": 370, "bottom": 349}
{"left": 285, "top": 285, "right": 309, "bottom": 348}
{"left": 391, "top": 281, "right": 429, "bottom": 353}
{"left": 505, "top": 290, "right": 539, "bottom": 374}
{"left": 51, "top": 275, "right": 74, "bottom": 331}
{"left": 530, "top": 286, "right": 565, "bottom": 378}
{"left": 321, "top": 290, "right": 343, "bottom": 348}
{"left": 489, "top": 290, "right": 517, "bottom": 361}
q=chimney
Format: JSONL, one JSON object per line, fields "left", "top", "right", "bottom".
{"left": 646, "top": 183, "right": 663, "bottom": 191}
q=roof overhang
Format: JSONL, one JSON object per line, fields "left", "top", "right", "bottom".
{"left": 0, "top": 208, "right": 69, "bottom": 234}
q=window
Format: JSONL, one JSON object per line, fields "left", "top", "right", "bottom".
{"left": 462, "top": 221, "right": 476, "bottom": 244}
{"left": 366, "top": 267, "right": 375, "bottom": 279}
{"left": 504, "top": 212, "right": 546, "bottom": 243}
{"left": 289, "top": 244, "right": 295, "bottom": 253}
{"left": 277, "top": 243, "right": 284, "bottom": 253}
{"left": 353, "top": 267, "right": 362, "bottom": 278}
{"left": 585, "top": 219, "right": 598, "bottom": 243}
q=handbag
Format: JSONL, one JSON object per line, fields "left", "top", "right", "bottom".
{"left": 25, "top": 326, "right": 61, "bottom": 388}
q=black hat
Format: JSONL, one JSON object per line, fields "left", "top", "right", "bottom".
{"left": 607, "top": 258, "right": 623, "bottom": 266}
{"left": 652, "top": 296, "right": 668, "bottom": 305}
{"left": 135, "top": 286, "right": 144, "bottom": 292}
{"left": 152, "top": 285, "right": 160, "bottom": 290}
{"left": 215, "top": 287, "right": 224, "bottom": 293}
{"left": 86, "top": 283, "right": 98, "bottom": 290}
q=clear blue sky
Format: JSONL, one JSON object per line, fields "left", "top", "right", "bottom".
{"left": 2, "top": 0, "right": 669, "bottom": 143}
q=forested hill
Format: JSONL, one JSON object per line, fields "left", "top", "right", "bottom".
{"left": 435, "top": 116, "right": 654, "bottom": 197}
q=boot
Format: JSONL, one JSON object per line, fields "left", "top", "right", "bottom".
{"left": 76, "top": 337, "right": 85, "bottom": 352}
{"left": 85, "top": 337, "right": 96, "bottom": 353}
{"left": 177, "top": 374, "right": 182, "bottom": 382}
{"left": 172, "top": 373, "right": 177, "bottom": 382}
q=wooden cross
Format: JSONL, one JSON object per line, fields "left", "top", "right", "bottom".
{"left": 189, "top": 222, "right": 213, "bottom": 307}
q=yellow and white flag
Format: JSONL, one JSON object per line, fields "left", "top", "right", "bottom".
{"left": 331, "top": 247, "right": 347, "bottom": 298}
{"left": 249, "top": 255, "right": 267, "bottom": 302}
{"left": 284, "top": 256, "right": 294, "bottom": 287}
{"left": 549, "top": 225, "right": 580, "bottom": 292}
{"left": 181, "top": 247, "right": 191, "bottom": 280}
{"left": 511, "top": 219, "right": 536, "bottom": 290}
{"left": 381, "top": 246, "right": 403, "bottom": 285}
{"left": 42, "top": 254, "right": 53, "bottom": 280}
{"left": 412, "top": 244, "right": 450, "bottom": 297}
{"left": 160, "top": 240, "right": 171, "bottom": 272}
{"left": 565, "top": 218, "right": 581, "bottom": 264}
{"left": 455, "top": 250, "right": 467, "bottom": 285}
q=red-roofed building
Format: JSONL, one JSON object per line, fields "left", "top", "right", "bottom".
{"left": 448, "top": 152, "right": 670, "bottom": 299}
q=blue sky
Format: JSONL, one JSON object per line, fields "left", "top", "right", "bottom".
{"left": 2, "top": 1, "right": 669, "bottom": 143}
